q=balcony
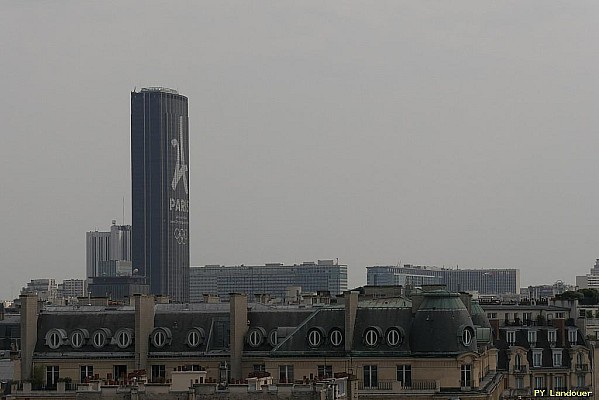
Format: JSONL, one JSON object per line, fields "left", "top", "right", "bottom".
{"left": 358, "top": 379, "right": 439, "bottom": 392}
{"left": 358, "top": 380, "right": 393, "bottom": 391}
{"left": 405, "top": 380, "right": 438, "bottom": 391}
{"left": 575, "top": 364, "right": 589, "bottom": 372}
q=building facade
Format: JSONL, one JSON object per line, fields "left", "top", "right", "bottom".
{"left": 189, "top": 260, "right": 348, "bottom": 302}
{"left": 367, "top": 265, "right": 520, "bottom": 295}
{"left": 18, "top": 288, "right": 512, "bottom": 399}
{"left": 131, "top": 87, "right": 190, "bottom": 302}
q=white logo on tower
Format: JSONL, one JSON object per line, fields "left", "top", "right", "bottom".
{"left": 171, "top": 116, "right": 189, "bottom": 194}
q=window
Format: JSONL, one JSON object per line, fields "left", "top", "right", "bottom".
{"left": 523, "top": 312, "right": 533, "bottom": 324}
{"left": 514, "top": 354, "right": 522, "bottom": 371}
{"left": 318, "top": 365, "right": 332, "bottom": 379}
{"left": 330, "top": 328, "right": 343, "bottom": 347}
{"left": 71, "top": 331, "right": 85, "bottom": 349}
{"left": 533, "top": 350, "right": 543, "bottom": 367}
{"left": 152, "top": 329, "right": 168, "bottom": 348}
{"left": 115, "top": 329, "right": 132, "bottom": 348}
{"left": 151, "top": 365, "right": 166, "bottom": 382}
{"left": 113, "top": 365, "right": 127, "bottom": 381}
{"left": 461, "top": 364, "right": 472, "bottom": 387}
{"left": 46, "top": 366, "right": 59, "bottom": 389}
{"left": 548, "top": 330, "right": 557, "bottom": 344}
{"left": 516, "top": 377, "right": 524, "bottom": 389}
{"left": 535, "top": 376, "right": 545, "bottom": 389}
{"left": 462, "top": 327, "right": 473, "bottom": 346}
{"left": 279, "top": 365, "right": 294, "bottom": 383}
{"left": 576, "top": 352, "right": 585, "bottom": 369}
{"left": 568, "top": 329, "right": 577, "bottom": 345}
{"left": 556, "top": 312, "right": 564, "bottom": 319}
{"left": 552, "top": 350, "right": 562, "bottom": 367}
{"left": 364, "top": 328, "right": 379, "bottom": 347}
{"left": 363, "top": 365, "right": 378, "bottom": 389}
{"left": 253, "top": 364, "right": 266, "bottom": 372}
{"left": 307, "top": 328, "right": 323, "bottom": 347}
{"left": 528, "top": 330, "right": 537, "bottom": 346}
{"left": 46, "top": 329, "right": 65, "bottom": 350}
{"left": 505, "top": 313, "right": 511, "bottom": 322}
{"left": 396, "top": 365, "right": 412, "bottom": 387}
{"left": 554, "top": 375, "right": 564, "bottom": 390}
{"left": 487, "top": 312, "right": 497, "bottom": 319}
{"left": 92, "top": 330, "right": 107, "bottom": 349}
{"left": 506, "top": 330, "right": 515, "bottom": 345}
{"left": 248, "top": 328, "right": 264, "bottom": 347}
{"left": 577, "top": 374, "right": 585, "bottom": 388}
{"left": 80, "top": 365, "right": 93, "bottom": 383}
{"left": 386, "top": 328, "right": 402, "bottom": 347}
{"left": 186, "top": 328, "right": 204, "bottom": 348}
{"left": 269, "top": 329, "right": 278, "bottom": 347}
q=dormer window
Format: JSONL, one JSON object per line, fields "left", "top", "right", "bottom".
{"left": 151, "top": 328, "right": 172, "bottom": 348}
{"left": 70, "top": 329, "right": 88, "bottom": 349}
{"left": 568, "top": 329, "right": 578, "bottom": 345}
{"left": 45, "top": 329, "right": 67, "bottom": 350}
{"left": 552, "top": 349, "right": 562, "bottom": 367}
{"left": 92, "top": 329, "right": 110, "bottom": 349}
{"left": 386, "top": 327, "right": 402, "bottom": 347}
{"left": 528, "top": 330, "right": 537, "bottom": 347}
{"left": 307, "top": 328, "right": 323, "bottom": 347}
{"left": 533, "top": 349, "right": 543, "bottom": 367}
{"left": 186, "top": 328, "right": 205, "bottom": 348}
{"left": 461, "top": 327, "right": 474, "bottom": 347}
{"left": 114, "top": 328, "right": 133, "bottom": 349}
{"left": 547, "top": 330, "right": 557, "bottom": 345}
{"left": 506, "top": 330, "right": 516, "bottom": 346}
{"left": 364, "top": 327, "right": 381, "bottom": 347}
{"left": 247, "top": 327, "right": 266, "bottom": 347}
{"left": 329, "top": 328, "right": 343, "bottom": 347}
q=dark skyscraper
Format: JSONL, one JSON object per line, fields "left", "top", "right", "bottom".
{"left": 131, "top": 87, "right": 190, "bottom": 302}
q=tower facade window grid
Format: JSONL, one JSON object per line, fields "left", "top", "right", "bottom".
{"left": 131, "top": 88, "right": 190, "bottom": 302}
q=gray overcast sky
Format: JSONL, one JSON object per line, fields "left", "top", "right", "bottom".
{"left": 1, "top": 1, "right": 598, "bottom": 299}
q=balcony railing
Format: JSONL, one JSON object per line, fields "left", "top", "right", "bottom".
{"left": 575, "top": 364, "right": 589, "bottom": 372}
{"left": 403, "top": 380, "right": 438, "bottom": 391}
{"left": 358, "top": 380, "right": 393, "bottom": 391}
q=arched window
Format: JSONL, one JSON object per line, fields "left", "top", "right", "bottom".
{"left": 186, "top": 328, "right": 205, "bottom": 348}
{"left": 307, "top": 328, "right": 323, "bottom": 347}
{"left": 247, "top": 328, "right": 265, "bottom": 347}
{"left": 462, "top": 327, "right": 473, "bottom": 346}
{"left": 329, "top": 328, "right": 343, "bottom": 347}
{"left": 92, "top": 329, "right": 108, "bottom": 349}
{"left": 386, "top": 327, "right": 403, "bottom": 347}
{"left": 70, "top": 331, "right": 85, "bottom": 349}
{"left": 364, "top": 328, "right": 379, "bottom": 347}
{"left": 115, "top": 329, "right": 132, "bottom": 349}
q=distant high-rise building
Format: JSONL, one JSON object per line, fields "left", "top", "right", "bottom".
{"left": 131, "top": 87, "right": 190, "bottom": 302}
{"left": 57, "top": 279, "right": 86, "bottom": 299}
{"left": 576, "top": 259, "right": 599, "bottom": 289}
{"left": 367, "top": 264, "right": 520, "bottom": 295}
{"left": 189, "top": 260, "right": 348, "bottom": 302}
{"left": 86, "top": 220, "right": 131, "bottom": 279}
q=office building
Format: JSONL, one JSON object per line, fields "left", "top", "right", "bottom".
{"left": 86, "top": 220, "right": 131, "bottom": 279}
{"left": 189, "top": 260, "right": 347, "bottom": 302}
{"left": 57, "top": 279, "right": 86, "bottom": 299}
{"left": 576, "top": 259, "right": 599, "bottom": 289}
{"left": 367, "top": 264, "right": 520, "bottom": 295}
{"left": 131, "top": 87, "right": 190, "bottom": 302}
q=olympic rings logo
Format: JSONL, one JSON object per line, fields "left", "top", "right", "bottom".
{"left": 173, "top": 228, "right": 187, "bottom": 245}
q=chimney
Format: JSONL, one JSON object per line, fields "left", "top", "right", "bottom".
{"left": 134, "top": 294, "right": 155, "bottom": 372}
{"left": 344, "top": 291, "right": 358, "bottom": 352}
{"left": 459, "top": 293, "right": 472, "bottom": 315}
{"left": 20, "top": 294, "right": 39, "bottom": 380}
{"left": 230, "top": 293, "right": 248, "bottom": 381}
